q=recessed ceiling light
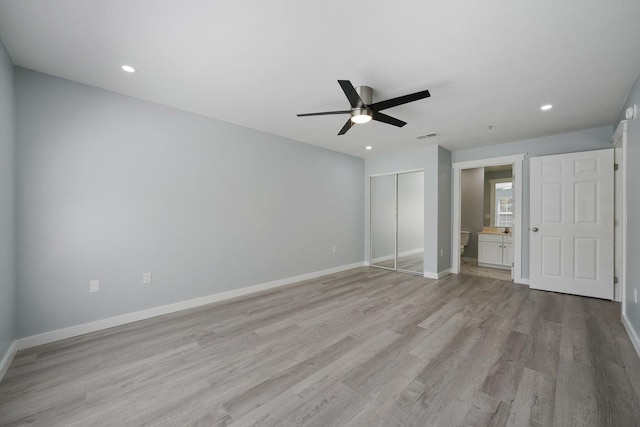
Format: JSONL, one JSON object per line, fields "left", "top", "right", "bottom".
{"left": 540, "top": 104, "right": 553, "bottom": 111}
{"left": 121, "top": 65, "right": 136, "bottom": 73}
{"left": 366, "top": 146, "right": 372, "bottom": 150}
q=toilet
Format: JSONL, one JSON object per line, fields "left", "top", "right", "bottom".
{"left": 460, "top": 231, "right": 471, "bottom": 255}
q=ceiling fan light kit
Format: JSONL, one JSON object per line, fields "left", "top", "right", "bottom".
{"left": 351, "top": 107, "right": 372, "bottom": 124}
{"left": 297, "top": 80, "right": 431, "bottom": 135}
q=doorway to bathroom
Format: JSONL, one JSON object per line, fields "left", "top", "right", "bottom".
{"left": 452, "top": 155, "right": 525, "bottom": 284}
{"left": 460, "top": 165, "right": 513, "bottom": 280}
{"left": 370, "top": 170, "right": 424, "bottom": 276}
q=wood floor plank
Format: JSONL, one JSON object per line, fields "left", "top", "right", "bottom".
{"left": 460, "top": 391, "right": 509, "bottom": 427}
{"left": 480, "top": 330, "right": 532, "bottom": 403}
{"left": 1, "top": 267, "right": 639, "bottom": 426}
{"left": 506, "top": 367, "right": 555, "bottom": 427}
{"left": 222, "top": 335, "right": 358, "bottom": 419}
{"left": 283, "top": 382, "right": 364, "bottom": 427}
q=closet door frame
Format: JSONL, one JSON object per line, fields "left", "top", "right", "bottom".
{"left": 369, "top": 169, "right": 424, "bottom": 275}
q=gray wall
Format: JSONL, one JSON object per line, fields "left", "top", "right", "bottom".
{"left": 0, "top": 41, "right": 16, "bottom": 360}
{"left": 15, "top": 69, "right": 365, "bottom": 338}
{"left": 437, "top": 146, "right": 452, "bottom": 273}
{"left": 614, "top": 70, "right": 640, "bottom": 342}
{"left": 364, "top": 145, "right": 451, "bottom": 275}
{"left": 452, "top": 126, "right": 613, "bottom": 278}
{"left": 461, "top": 168, "right": 484, "bottom": 259}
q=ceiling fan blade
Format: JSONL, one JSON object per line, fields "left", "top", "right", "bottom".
{"left": 338, "top": 80, "right": 365, "bottom": 108}
{"left": 369, "top": 89, "right": 431, "bottom": 111}
{"left": 297, "top": 110, "right": 351, "bottom": 117}
{"left": 372, "top": 111, "right": 407, "bottom": 127}
{"left": 338, "top": 119, "right": 354, "bottom": 135}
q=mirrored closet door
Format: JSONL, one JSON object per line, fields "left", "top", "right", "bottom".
{"left": 371, "top": 174, "right": 396, "bottom": 270}
{"left": 370, "top": 170, "right": 424, "bottom": 275}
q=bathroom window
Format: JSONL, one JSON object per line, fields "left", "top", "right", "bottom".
{"left": 490, "top": 179, "right": 513, "bottom": 227}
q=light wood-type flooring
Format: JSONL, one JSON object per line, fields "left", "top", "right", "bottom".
{"left": 1, "top": 267, "right": 640, "bottom": 426}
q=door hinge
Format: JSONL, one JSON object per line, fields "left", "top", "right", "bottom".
{"left": 615, "top": 219, "right": 619, "bottom": 227}
{"left": 614, "top": 163, "right": 619, "bottom": 171}
{"left": 614, "top": 276, "right": 619, "bottom": 284}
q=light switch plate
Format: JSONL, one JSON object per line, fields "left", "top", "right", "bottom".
{"left": 143, "top": 272, "right": 152, "bottom": 284}
{"left": 89, "top": 280, "right": 99, "bottom": 293}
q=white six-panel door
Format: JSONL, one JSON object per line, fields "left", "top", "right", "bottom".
{"left": 529, "top": 149, "right": 614, "bottom": 300}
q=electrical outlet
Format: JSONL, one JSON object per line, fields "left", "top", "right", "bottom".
{"left": 635, "top": 288, "right": 638, "bottom": 304}
{"left": 332, "top": 246, "right": 336, "bottom": 253}
{"left": 143, "top": 272, "right": 152, "bottom": 284}
{"left": 440, "top": 249, "right": 444, "bottom": 256}
{"left": 89, "top": 280, "right": 99, "bottom": 293}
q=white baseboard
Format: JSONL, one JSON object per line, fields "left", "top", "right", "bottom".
{"left": 371, "top": 254, "right": 394, "bottom": 263}
{"left": 0, "top": 341, "right": 17, "bottom": 383}
{"left": 622, "top": 313, "right": 640, "bottom": 359}
{"left": 399, "top": 248, "right": 424, "bottom": 257}
{"left": 423, "top": 269, "right": 451, "bottom": 280}
{"left": 371, "top": 248, "right": 424, "bottom": 264}
{"left": 17, "top": 262, "right": 365, "bottom": 351}
{"left": 516, "top": 278, "right": 530, "bottom": 285}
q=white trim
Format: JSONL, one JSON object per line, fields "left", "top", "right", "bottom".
{"left": 372, "top": 254, "right": 395, "bottom": 263}
{"left": 452, "top": 154, "right": 525, "bottom": 284}
{"left": 17, "top": 262, "right": 365, "bottom": 350}
{"left": 622, "top": 313, "right": 640, "bottom": 359}
{"left": 0, "top": 341, "right": 17, "bottom": 383}
{"left": 372, "top": 248, "right": 424, "bottom": 264}
{"left": 399, "top": 247, "right": 424, "bottom": 257}
{"left": 423, "top": 269, "right": 452, "bottom": 279}
{"left": 517, "top": 278, "right": 530, "bottom": 286}
{"left": 452, "top": 154, "right": 527, "bottom": 170}
{"left": 612, "top": 121, "right": 627, "bottom": 306}
{"left": 369, "top": 168, "right": 424, "bottom": 178}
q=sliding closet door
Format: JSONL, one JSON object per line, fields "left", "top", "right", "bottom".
{"left": 371, "top": 174, "right": 396, "bottom": 270}
{"left": 397, "top": 171, "right": 424, "bottom": 274}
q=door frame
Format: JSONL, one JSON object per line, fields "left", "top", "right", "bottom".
{"left": 612, "top": 120, "right": 628, "bottom": 305}
{"left": 452, "top": 154, "right": 525, "bottom": 283}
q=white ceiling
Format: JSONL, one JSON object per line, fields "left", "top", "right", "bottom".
{"left": 1, "top": 0, "right": 639, "bottom": 159}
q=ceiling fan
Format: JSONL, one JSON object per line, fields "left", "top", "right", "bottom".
{"left": 297, "top": 80, "right": 431, "bottom": 135}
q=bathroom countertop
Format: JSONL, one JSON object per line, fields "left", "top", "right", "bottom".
{"left": 478, "top": 231, "right": 512, "bottom": 235}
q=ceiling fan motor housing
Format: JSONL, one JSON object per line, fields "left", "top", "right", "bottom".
{"left": 351, "top": 86, "right": 373, "bottom": 122}
{"left": 355, "top": 86, "right": 373, "bottom": 105}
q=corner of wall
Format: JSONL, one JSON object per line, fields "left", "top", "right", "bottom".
{"left": 0, "top": 36, "right": 18, "bottom": 382}
{"left": 437, "top": 146, "right": 452, "bottom": 273}
{"left": 622, "top": 313, "right": 640, "bottom": 359}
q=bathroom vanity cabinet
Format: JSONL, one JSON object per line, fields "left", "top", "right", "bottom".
{"left": 478, "top": 233, "right": 513, "bottom": 270}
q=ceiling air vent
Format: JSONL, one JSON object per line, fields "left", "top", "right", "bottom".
{"left": 416, "top": 132, "right": 439, "bottom": 140}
